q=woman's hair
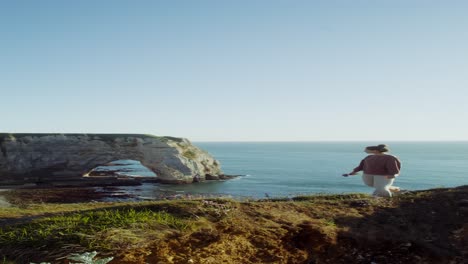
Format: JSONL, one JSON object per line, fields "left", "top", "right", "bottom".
{"left": 366, "top": 144, "right": 390, "bottom": 153}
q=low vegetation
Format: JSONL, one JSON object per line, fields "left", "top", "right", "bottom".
{"left": 182, "top": 150, "right": 197, "bottom": 160}
{"left": 0, "top": 186, "right": 467, "bottom": 263}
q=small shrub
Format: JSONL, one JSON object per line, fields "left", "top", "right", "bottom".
{"left": 182, "top": 150, "right": 197, "bottom": 159}
{"left": 196, "top": 200, "right": 235, "bottom": 220}
{"left": 30, "top": 251, "right": 113, "bottom": 264}
{"left": 66, "top": 251, "right": 113, "bottom": 264}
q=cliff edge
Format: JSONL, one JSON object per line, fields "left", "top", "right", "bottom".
{"left": 0, "top": 133, "right": 222, "bottom": 184}
{"left": 1, "top": 186, "right": 467, "bottom": 263}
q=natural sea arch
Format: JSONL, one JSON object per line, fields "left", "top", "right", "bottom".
{"left": 85, "top": 159, "right": 157, "bottom": 177}
{"left": 0, "top": 133, "right": 223, "bottom": 184}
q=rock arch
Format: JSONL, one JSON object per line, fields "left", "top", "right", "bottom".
{"left": 85, "top": 159, "right": 157, "bottom": 177}
{"left": 0, "top": 133, "right": 222, "bottom": 184}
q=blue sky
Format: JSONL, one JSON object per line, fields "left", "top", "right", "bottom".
{"left": 1, "top": 1, "right": 467, "bottom": 141}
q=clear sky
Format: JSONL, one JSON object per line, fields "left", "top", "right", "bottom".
{"left": 1, "top": 1, "right": 467, "bottom": 141}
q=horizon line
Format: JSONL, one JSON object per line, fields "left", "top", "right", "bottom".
{"left": 193, "top": 140, "right": 468, "bottom": 143}
{"left": 2, "top": 133, "right": 466, "bottom": 143}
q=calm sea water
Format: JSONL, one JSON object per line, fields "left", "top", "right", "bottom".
{"left": 116, "top": 142, "right": 468, "bottom": 199}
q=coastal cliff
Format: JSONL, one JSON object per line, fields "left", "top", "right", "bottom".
{"left": 0, "top": 133, "right": 222, "bottom": 184}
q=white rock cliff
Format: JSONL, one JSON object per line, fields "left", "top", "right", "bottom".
{"left": 0, "top": 133, "right": 222, "bottom": 184}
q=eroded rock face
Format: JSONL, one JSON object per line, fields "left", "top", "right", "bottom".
{"left": 0, "top": 133, "right": 222, "bottom": 184}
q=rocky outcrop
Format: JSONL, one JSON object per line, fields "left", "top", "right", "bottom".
{"left": 0, "top": 133, "right": 223, "bottom": 184}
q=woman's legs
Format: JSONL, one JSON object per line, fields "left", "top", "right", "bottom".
{"left": 362, "top": 173, "right": 374, "bottom": 187}
{"left": 373, "top": 176, "right": 395, "bottom": 197}
{"left": 362, "top": 174, "right": 395, "bottom": 197}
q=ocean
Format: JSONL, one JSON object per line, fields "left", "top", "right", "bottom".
{"left": 113, "top": 142, "right": 468, "bottom": 200}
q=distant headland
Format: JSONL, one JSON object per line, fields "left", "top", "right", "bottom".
{"left": 0, "top": 133, "right": 230, "bottom": 185}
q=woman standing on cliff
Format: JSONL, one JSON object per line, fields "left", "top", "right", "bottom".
{"left": 344, "top": 144, "right": 401, "bottom": 197}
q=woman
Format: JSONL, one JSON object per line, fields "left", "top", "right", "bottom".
{"left": 344, "top": 144, "right": 401, "bottom": 197}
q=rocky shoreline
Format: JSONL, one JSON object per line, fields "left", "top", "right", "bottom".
{"left": 0, "top": 173, "right": 240, "bottom": 189}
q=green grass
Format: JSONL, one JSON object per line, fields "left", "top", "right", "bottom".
{"left": 0, "top": 207, "right": 190, "bottom": 251}
{"left": 291, "top": 193, "right": 369, "bottom": 201}
{"left": 182, "top": 149, "right": 197, "bottom": 159}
